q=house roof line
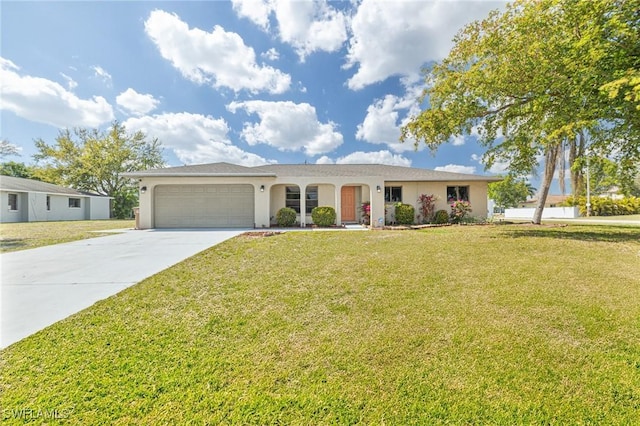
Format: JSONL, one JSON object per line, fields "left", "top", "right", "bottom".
{"left": 123, "top": 172, "right": 277, "bottom": 178}
{"left": 0, "top": 176, "right": 108, "bottom": 197}
{"left": 125, "top": 162, "right": 502, "bottom": 182}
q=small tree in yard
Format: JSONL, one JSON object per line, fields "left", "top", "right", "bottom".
{"left": 417, "top": 194, "right": 438, "bottom": 223}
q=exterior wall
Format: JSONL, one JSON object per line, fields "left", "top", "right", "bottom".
{"left": 505, "top": 206, "right": 579, "bottom": 220}
{"left": 0, "top": 190, "right": 111, "bottom": 223}
{"left": 387, "top": 181, "right": 490, "bottom": 222}
{"left": 135, "top": 175, "right": 492, "bottom": 228}
{"left": 0, "top": 191, "right": 27, "bottom": 223}
{"left": 138, "top": 176, "right": 383, "bottom": 229}
{"left": 137, "top": 176, "right": 274, "bottom": 229}
{"left": 86, "top": 197, "right": 111, "bottom": 220}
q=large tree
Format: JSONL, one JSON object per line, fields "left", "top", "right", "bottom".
{"left": 33, "top": 121, "right": 165, "bottom": 218}
{"left": 401, "top": 0, "right": 639, "bottom": 224}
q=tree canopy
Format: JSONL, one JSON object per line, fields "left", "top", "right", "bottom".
{"left": 401, "top": 0, "right": 639, "bottom": 223}
{"left": 0, "top": 139, "right": 20, "bottom": 159}
{"left": 33, "top": 122, "right": 165, "bottom": 218}
{"left": 0, "top": 161, "right": 34, "bottom": 179}
{"left": 489, "top": 176, "right": 536, "bottom": 210}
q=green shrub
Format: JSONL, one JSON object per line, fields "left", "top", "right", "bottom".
{"left": 434, "top": 209, "right": 450, "bottom": 224}
{"left": 276, "top": 207, "right": 297, "bottom": 227}
{"left": 562, "top": 195, "right": 640, "bottom": 216}
{"left": 311, "top": 206, "right": 337, "bottom": 227}
{"left": 395, "top": 204, "right": 415, "bottom": 225}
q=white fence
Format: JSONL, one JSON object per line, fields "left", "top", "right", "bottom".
{"left": 504, "top": 206, "right": 579, "bottom": 220}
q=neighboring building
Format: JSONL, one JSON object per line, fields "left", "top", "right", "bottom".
{"left": 0, "top": 176, "right": 112, "bottom": 223}
{"left": 519, "top": 194, "right": 570, "bottom": 208}
{"left": 125, "top": 162, "right": 501, "bottom": 229}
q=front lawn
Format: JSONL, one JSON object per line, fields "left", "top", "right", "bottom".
{"left": 0, "top": 220, "right": 135, "bottom": 253}
{"left": 1, "top": 225, "right": 639, "bottom": 424}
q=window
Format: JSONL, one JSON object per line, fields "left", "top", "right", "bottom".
{"left": 46, "top": 196, "right": 51, "bottom": 211}
{"left": 447, "top": 186, "right": 469, "bottom": 202}
{"left": 286, "top": 186, "right": 301, "bottom": 213}
{"left": 384, "top": 186, "right": 402, "bottom": 202}
{"left": 8, "top": 193, "right": 18, "bottom": 211}
{"left": 286, "top": 186, "right": 318, "bottom": 214}
{"left": 305, "top": 186, "right": 318, "bottom": 214}
{"left": 68, "top": 198, "right": 81, "bottom": 208}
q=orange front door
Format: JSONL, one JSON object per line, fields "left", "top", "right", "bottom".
{"left": 341, "top": 186, "right": 356, "bottom": 222}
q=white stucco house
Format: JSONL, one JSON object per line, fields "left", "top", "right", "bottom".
{"left": 125, "top": 162, "right": 500, "bottom": 229}
{"left": 0, "top": 176, "right": 112, "bottom": 223}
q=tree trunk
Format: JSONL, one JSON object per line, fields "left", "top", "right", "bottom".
{"left": 533, "top": 144, "right": 559, "bottom": 224}
{"left": 569, "top": 130, "right": 585, "bottom": 195}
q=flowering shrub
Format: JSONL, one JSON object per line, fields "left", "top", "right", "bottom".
{"left": 360, "top": 201, "right": 371, "bottom": 225}
{"left": 417, "top": 194, "right": 438, "bottom": 223}
{"left": 450, "top": 200, "right": 472, "bottom": 223}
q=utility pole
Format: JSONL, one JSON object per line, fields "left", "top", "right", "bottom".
{"left": 585, "top": 151, "right": 591, "bottom": 217}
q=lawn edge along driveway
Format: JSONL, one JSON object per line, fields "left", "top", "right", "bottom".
{"left": 0, "top": 229, "right": 246, "bottom": 349}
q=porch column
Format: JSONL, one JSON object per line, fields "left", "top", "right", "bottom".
{"left": 370, "top": 183, "right": 385, "bottom": 228}
{"left": 299, "top": 184, "right": 306, "bottom": 227}
{"left": 254, "top": 183, "right": 270, "bottom": 228}
{"left": 335, "top": 185, "right": 342, "bottom": 226}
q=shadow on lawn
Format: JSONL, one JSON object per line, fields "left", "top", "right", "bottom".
{"left": 0, "top": 238, "right": 27, "bottom": 252}
{"left": 500, "top": 225, "right": 640, "bottom": 244}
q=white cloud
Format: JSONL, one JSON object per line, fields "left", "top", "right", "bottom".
{"left": 144, "top": 10, "right": 291, "bottom": 94}
{"left": 116, "top": 88, "right": 160, "bottom": 116}
{"left": 356, "top": 84, "right": 424, "bottom": 152}
{"left": 232, "top": 0, "right": 348, "bottom": 61}
{"left": 315, "top": 155, "right": 334, "bottom": 164}
{"left": 434, "top": 164, "right": 477, "bottom": 174}
{"left": 231, "top": 0, "right": 273, "bottom": 30}
{"left": 92, "top": 65, "right": 112, "bottom": 86}
{"left": 227, "top": 100, "right": 343, "bottom": 155}
{"left": 319, "top": 150, "right": 412, "bottom": 167}
{"left": 261, "top": 47, "right": 280, "bottom": 61}
{"left": 123, "top": 112, "right": 273, "bottom": 166}
{"left": 471, "top": 153, "right": 511, "bottom": 175}
{"left": 0, "top": 57, "right": 114, "bottom": 128}
{"left": 60, "top": 72, "right": 77, "bottom": 90}
{"left": 345, "top": 0, "right": 504, "bottom": 90}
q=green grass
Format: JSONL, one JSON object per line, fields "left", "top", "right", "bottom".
{"left": 1, "top": 225, "right": 639, "bottom": 424}
{"left": 0, "top": 220, "right": 135, "bottom": 252}
{"left": 572, "top": 214, "right": 640, "bottom": 222}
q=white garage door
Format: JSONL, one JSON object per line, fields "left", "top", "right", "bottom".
{"left": 154, "top": 184, "right": 254, "bottom": 228}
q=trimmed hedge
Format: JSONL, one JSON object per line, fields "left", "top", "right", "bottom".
{"left": 276, "top": 207, "right": 297, "bottom": 227}
{"left": 395, "top": 204, "right": 415, "bottom": 225}
{"left": 311, "top": 206, "right": 337, "bottom": 227}
{"left": 562, "top": 195, "right": 640, "bottom": 216}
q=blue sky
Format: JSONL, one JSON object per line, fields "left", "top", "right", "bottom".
{"left": 1, "top": 0, "right": 513, "bottom": 178}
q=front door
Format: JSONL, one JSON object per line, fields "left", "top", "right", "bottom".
{"left": 341, "top": 186, "right": 356, "bottom": 222}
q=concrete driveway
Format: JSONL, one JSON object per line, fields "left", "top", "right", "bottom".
{"left": 0, "top": 228, "right": 246, "bottom": 349}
